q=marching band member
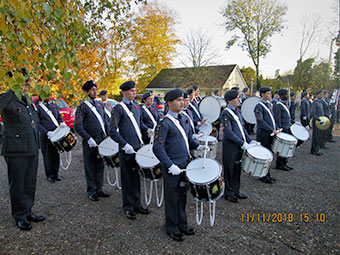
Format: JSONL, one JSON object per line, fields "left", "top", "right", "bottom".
{"left": 300, "top": 92, "right": 311, "bottom": 127}
{"left": 310, "top": 90, "right": 324, "bottom": 156}
{"left": 289, "top": 92, "right": 296, "bottom": 124}
{"left": 140, "top": 91, "right": 160, "bottom": 143}
{"left": 153, "top": 89, "right": 206, "bottom": 242}
{"left": 109, "top": 81, "right": 151, "bottom": 220}
{"left": 272, "top": 90, "right": 280, "bottom": 105}
{"left": 254, "top": 87, "right": 280, "bottom": 184}
{"left": 0, "top": 70, "right": 44, "bottom": 231}
{"left": 36, "top": 96, "right": 66, "bottom": 182}
{"left": 192, "top": 85, "right": 202, "bottom": 104}
{"left": 98, "top": 90, "right": 113, "bottom": 119}
{"left": 273, "top": 89, "right": 293, "bottom": 171}
{"left": 74, "top": 80, "right": 110, "bottom": 201}
{"left": 182, "top": 92, "right": 200, "bottom": 135}
{"left": 320, "top": 90, "right": 331, "bottom": 149}
{"left": 187, "top": 88, "right": 206, "bottom": 129}
{"left": 221, "top": 89, "right": 254, "bottom": 203}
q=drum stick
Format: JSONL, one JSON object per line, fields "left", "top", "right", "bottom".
{"left": 97, "top": 145, "right": 117, "bottom": 151}
{"left": 203, "top": 136, "right": 209, "bottom": 167}
{"left": 270, "top": 128, "right": 283, "bottom": 136}
{"left": 135, "top": 152, "right": 155, "bottom": 159}
{"left": 183, "top": 166, "right": 207, "bottom": 172}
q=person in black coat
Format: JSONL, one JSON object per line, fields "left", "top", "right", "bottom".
{"left": 74, "top": 80, "right": 110, "bottom": 201}
{"left": 289, "top": 92, "right": 296, "bottom": 124}
{"left": 0, "top": 72, "right": 45, "bottom": 231}
{"left": 140, "top": 91, "right": 160, "bottom": 144}
{"left": 300, "top": 92, "right": 311, "bottom": 127}
{"left": 36, "top": 97, "right": 66, "bottom": 182}
{"left": 320, "top": 90, "right": 331, "bottom": 149}
{"left": 310, "top": 90, "right": 324, "bottom": 156}
{"left": 221, "top": 89, "right": 254, "bottom": 203}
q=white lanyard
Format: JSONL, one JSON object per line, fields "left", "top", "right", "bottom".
{"left": 104, "top": 106, "right": 111, "bottom": 118}
{"left": 39, "top": 102, "right": 59, "bottom": 127}
{"left": 181, "top": 110, "right": 195, "bottom": 133}
{"left": 119, "top": 102, "right": 144, "bottom": 145}
{"left": 166, "top": 113, "right": 190, "bottom": 155}
{"left": 225, "top": 107, "right": 246, "bottom": 142}
{"left": 142, "top": 105, "right": 157, "bottom": 128}
{"left": 277, "top": 102, "right": 290, "bottom": 117}
{"left": 84, "top": 100, "right": 106, "bottom": 135}
{"left": 259, "top": 102, "right": 276, "bottom": 129}
{"left": 189, "top": 102, "right": 202, "bottom": 119}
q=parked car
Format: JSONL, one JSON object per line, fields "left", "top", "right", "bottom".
{"left": 95, "top": 98, "right": 119, "bottom": 108}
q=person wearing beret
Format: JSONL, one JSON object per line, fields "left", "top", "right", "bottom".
{"left": 0, "top": 70, "right": 45, "bottom": 231}
{"left": 214, "top": 89, "right": 222, "bottom": 97}
{"left": 320, "top": 90, "right": 331, "bottom": 149}
{"left": 153, "top": 89, "right": 207, "bottom": 242}
{"left": 221, "top": 89, "right": 255, "bottom": 203}
{"left": 271, "top": 90, "right": 280, "bottom": 106}
{"left": 74, "top": 80, "right": 111, "bottom": 201}
{"left": 98, "top": 90, "right": 113, "bottom": 118}
{"left": 300, "top": 92, "right": 311, "bottom": 128}
{"left": 273, "top": 89, "right": 293, "bottom": 171}
{"left": 187, "top": 88, "right": 206, "bottom": 130}
{"left": 36, "top": 95, "right": 66, "bottom": 182}
{"left": 182, "top": 92, "right": 200, "bottom": 136}
{"left": 192, "top": 85, "right": 202, "bottom": 104}
{"left": 109, "top": 80, "right": 151, "bottom": 220}
{"left": 140, "top": 91, "right": 160, "bottom": 144}
{"left": 289, "top": 92, "right": 297, "bottom": 124}
{"left": 310, "top": 90, "right": 324, "bottom": 156}
{"left": 254, "top": 87, "right": 280, "bottom": 184}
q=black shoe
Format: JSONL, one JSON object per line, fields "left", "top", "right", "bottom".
{"left": 168, "top": 233, "right": 184, "bottom": 242}
{"left": 260, "top": 176, "right": 273, "bottom": 184}
{"left": 235, "top": 192, "right": 248, "bottom": 199}
{"left": 125, "top": 210, "right": 136, "bottom": 220}
{"left": 276, "top": 165, "right": 290, "bottom": 171}
{"left": 320, "top": 146, "right": 330, "bottom": 150}
{"left": 225, "top": 195, "right": 239, "bottom": 203}
{"left": 96, "top": 191, "right": 110, "bottom": 198}
{"left": 17, "top": 220, "right": 32, "bottom": 231}
{"left": 327, "top": 140, "right": 336, "bottom": 143}
{"left": 179, "top": 228, "right": 195, "bottom": 235}
{"left": 88, "top": 194, "right": 99, "bottom": 201}
{"left": 47, "top": 177, "right": 56, "bottom": 182}
{"left": 311, "top": 151, "right": 323, "bottom": 156}
{"left": 285, "top": 165, "right": 294, "bottom": 170}
{"left": 269, "top": 176, "right": 277, "bottom": 182}
{"left": 134, "top": 207, "right": 150, "bottom": 214}
{"left": 55, "top": 176, "right": 62, "bottom": 181}
{"left": 27, "top": 214, "right": 45, "bottom": 222}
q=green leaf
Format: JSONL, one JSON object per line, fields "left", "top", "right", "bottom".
{"left": 63, "top": 72, "right": 72, "bottom": 81}
{"left": 46, "top": 61, "right": 54, "bottom": 69}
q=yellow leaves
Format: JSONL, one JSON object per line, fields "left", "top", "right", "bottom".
{"left": 17, "top": 54, "right": 27, "bottom": 62}
{"left": 0, "top": 14, "right": 6, "bottom": 32}
{"left": 8, "top": 0, "right": 19, "bottom": 10}
{"left": 33, "top": 36, "right": 42, "bottom": 46}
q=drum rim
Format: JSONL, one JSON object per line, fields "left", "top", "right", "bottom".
{"left": 135, "top": 144, "right": 160, "bottom": 168}
{"left": 186, "top": 158, "right": 222, "bottom": 184}
{"left": 98, "top": 137, "right": 119, "bottom": 157}
{"left": 199, "top": 96, "right": 221, "bottom": 123}
{"left": 290, "top": 124, "right": 309, "bottom": 141}
{"left": 240, "top": 96, "right": 261, "bottom": 124}
{"left": 50, "top": 126, "right": 71, "bottom": 142}
{"left": 245, "top": 148, "right": 273, "bottom": 162}
{"left": 276, "top": 132, "right": 298, "bottom": 143}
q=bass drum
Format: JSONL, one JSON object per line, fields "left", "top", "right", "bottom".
{"left": 241, "top": 96, "right": 261, "bottom": 124}
{"left": 199, "top": 96, "right": 221, "bottom": 123}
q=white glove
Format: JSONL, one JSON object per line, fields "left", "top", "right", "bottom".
{"left": 123, "top": 143, "right": 135, "bottom": 154}
{"left": 302, "top": 116, "right": 307, "bottom": 120}
{"left": 197, "top": 145, "right": 210, "bottom": 151}
{"left": 147, "top": 129, "right": 154, "bottom": 138}
{"left": 47, "top": 131, "right": 54, "bottom": 138}
{"left": 87, "top": 137, "right": 97, "bottom": 148}
{"left": 319, "top": 120, "right": 324, "bottom": 125}
{"left": 60, "top": 122, "right": 67, "bottom": 127}
{"left": 250, "top": 140, "right": 260, "bottom": 146}
{"left": 242, "top": 142, "right": 252, "bottom": 150}
{"left": 168, "top": 164, "right": 182, "bottom": 175}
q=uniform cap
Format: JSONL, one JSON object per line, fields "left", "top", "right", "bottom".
{"left": 224, "top": 89, "right": 238, "bottom": 101}
{"left": 164, "top": 89, "right": 184, "bottom": 102}
{"left": 120, "top": 80, "right": 136, "bottom": 91}
{"left": 99, "top": 90, "right": 108, "bottom": 96}
{"left": 82, "top": 80, "right": 97, "bottom": 92}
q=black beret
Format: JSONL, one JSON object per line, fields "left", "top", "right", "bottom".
{"left": 290, "top": 92, "right": 296, "bottom": 97}
{"left": 231, "top": 86, "right": 239, "bottom": 91}
{"left": 278, "top": 89, "right": 288, "bottom": 96}
{"left": 142, "top": 91, "right": 153, "bottom": 101}
{"left": 192, "top": 85, "right": 198, "bottom": 90}
{"left": 315, "top": 90, "right": 322, "bottom": 96}
{"left": 82, "top": 80, "right": 97, "bottom": 92}
{"left": 224, "top": 89, "right": 239, "bottom": 101}
{"left": 187, "top": 88, "right": 194, "bottom": 95}
{"left": 213, "top": 89, "right": 220, "bottom": 95}
{"left": 322, "top": 90, "right": 329, "bottom": 95}
{"left": 164, "top": 89, "right": 184, "bottom": 102}
{"left": 183, "top": 92, "right": 189, "bottom": 99}
{"left": 273, "top": 90, "right": 279, "bottom": 94}
{"left": 242, "top": 87, "right": 249, "bottom": 93}
{"left": 120, "top": 80, "right": 136, "bottom": 91}
{"left": 259, "top": 86, "right": 271, "bottom": 94}
{"left": 99, "top": 90, "right": 108, "bottom": 96}
{"left": 302, "top": 92, "right": 308, "bottom": 97}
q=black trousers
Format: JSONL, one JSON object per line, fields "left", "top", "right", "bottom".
{"left": 5, "top": 155, "right": 38, "bottom": 222}
{"left": 119, "top": 151, "right": 142, "bottom": 212}
{"left": 40, "top": 134, "right": 60, "bottom": 178}
{"left": 223, "top": 142, "right": 242, "bottom": 197}
{"left": 311, "top": 120, "right": 322, "bottom": 153}
{"left": 82, "top": 142, "right": 104, "bottom": 196}
{"left": 301, "top": 117, "right": 310, "bottom": 128}
{"left": 162, "top": 161, "right": 188, "bottom": 235}
{"left": 256, "top": 129, "right": 273, "bottom": 178}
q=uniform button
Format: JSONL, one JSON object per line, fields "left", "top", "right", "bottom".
{"left": 16, "top": 134, "right": 19, "bottom": 137}
{"left": 29, "top": 113, "right": 32, "bottom": 115}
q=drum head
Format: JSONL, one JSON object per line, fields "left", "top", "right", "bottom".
{"left": 199, "top": 96, "right": 221, "bottom": 123}
{"left": 247, "top": 146, "right": 273, "bottom": 161}
{"left": 135, "top": 144, "right": 160, "bottom": 168}
{"left": 241, "top": 96, "right": 261, "bottom": 124}
{"left": 198, "top": 122, "right": 212, "bottom": 136}
{"left": 98, "top": 137, "right": 119, "bottom": 157}
{"left": 50, "top": 126, "right": 70, "bottom": 143}
{"left": 195, "top": 135, "right": 217, "bottom": 143}
{"left": 277, "top": 132, "right": 298, "bottom": 142}
{"left": 290, "top": 123, "right": 309, "bottom": 141}
{"left": 186, "top": 158, "right": 221, "bottom": 184}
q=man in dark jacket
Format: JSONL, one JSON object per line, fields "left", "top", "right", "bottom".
{"left": 300, "top": 92, "right": 311, "bottom": 127}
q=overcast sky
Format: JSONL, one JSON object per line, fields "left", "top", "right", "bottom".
{"left": 152, "top": 0, "right": 339, "bottom": 78}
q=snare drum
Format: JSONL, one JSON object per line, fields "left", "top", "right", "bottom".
{"left": 241, "top": 146, "right": 273, "bottom": 178}
{"left": 50, "top": 126, "right": 77, "bottom": 152}
{"left": 272, "top": 132, "right": 297, "bottom": 158}
{"left": 186, "top": 158, "right": 224, "bottom": 202}
{"left": 290, "top": 122, "right": 309, "bottom": 142}
{"left": 98, "top": 137, "right": 119, "bottom": 168}
{"left": 192, "top": 135, "right": 217, "bottom": 159}
{"left": 135, "top": 144, "right": 162, "bottom": 180}
{"left": 199, "top": 96, "right": 221, "bottom": 123}
{"left": 198, "top": 122, "right": 212, "bottom": 136}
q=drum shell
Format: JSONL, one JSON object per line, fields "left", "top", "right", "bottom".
{"left": 241, "top": 150, "right": 272, "bottom": 178}
{"left": 51, "top": 131, "right": 77, "bottom": 152}
{"left": 191, "top": 137, "right": 217, "bottom": 159}
{"left": 104, "top": 154, "right": 120, "bottom": 168}
{"left": 135, "top": 144, "right": 161, "bottom": 180}
{"left": 139, "top": 164, "right": 162, "bottom": 181}
{"left": 272, "top": 135, "right": 297, "bottom": 158}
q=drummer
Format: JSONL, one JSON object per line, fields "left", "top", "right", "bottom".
{"left": 140, "top": 91, "right": 160, "bottom": 143}
{"left": 182, "top": 92, "right": 200, "bottom": 135}
{"left": 300, "top": 92, "right": 311, "bottom": 128}
{"left": 272, "top": 90, "right": 280, "bottom": 105}
{"left": 36, "top": 95, "right": 66, "bottom": 182}
{"left": 192, "top": 85, "right": 202, "bottom": 104}
{"left": 109, "top": 81, "right": 151, "bottom": 220}
{"left": 153, "top": 89, "right": 206, "bottom": 242}
{"left": 187, "top": 88, "right": 206, "bottom": 128}
{"left": 221, "top": 89, "right": 256, "bottom": 203}
{"left": 254, "top": 87, "right": 280, "bottom": 184}
{"left": 273, "top": 89, "right": 293, "bottom": 171}
{"left": 310, "top": 90, "right": 324, "bottom": 156}
{"left": 74, "top": 80, "right": 111, "bottom": 201}
{"left": 98, "top": 90, "right": 113, "bottom": 119}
